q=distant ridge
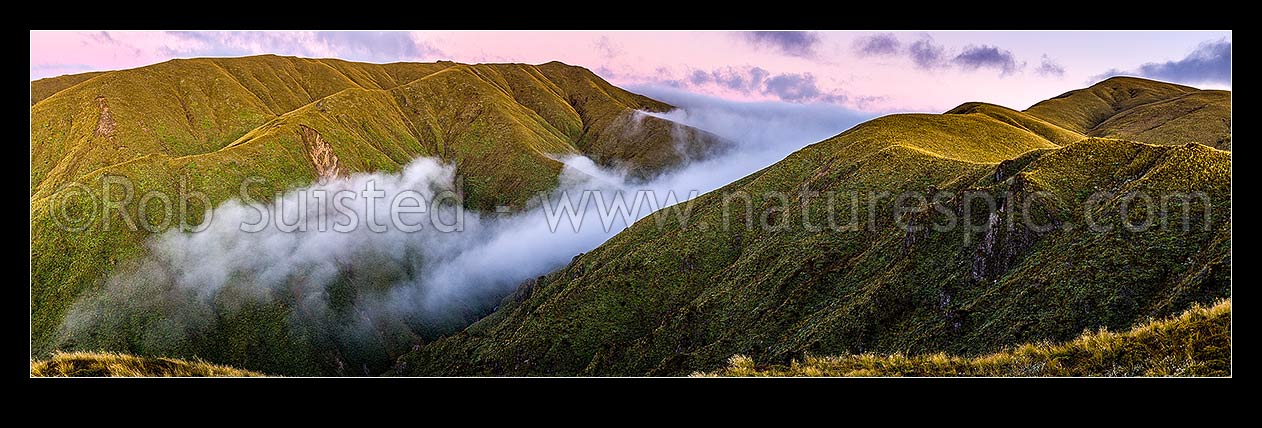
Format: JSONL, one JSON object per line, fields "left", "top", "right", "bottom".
{"left": 1023, "top": 76, "right": 1230, "bottom": 150}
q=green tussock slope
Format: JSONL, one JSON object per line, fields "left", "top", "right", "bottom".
{"left": 1090, "top": 90, "right": 1232, "bottom": 150}
{"left": 31, "top": 56, "right": 717, "bottom": 203}
{"left": 1024, "top": 76, "right": 1230, "bottom": 150}
{"left": 31, "top": 71, "right": 108, "bottom": 105}
{"left": 31, "top": 351, "right": 265, "bottom": 377}
{"left": 702, "top": 299, "right": 1230, "bottom": 377}
{"left": 396, "top": 78, "right": 1230, "bottom": 376}
{"left": 30, "top": 55, "right": 725, "bottom": 375}
{"left": 1024, "top": 77, "right": 1197, "bottom": 134}
{"left": 945, "top": 102, "right": 1084, "bottom": 146}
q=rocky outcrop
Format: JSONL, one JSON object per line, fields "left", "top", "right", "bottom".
{"left": 93, "top": 96, "right": 115, "bottom": 139}
{"left": 297, "top": 125, "right": 341, "bottom": 181}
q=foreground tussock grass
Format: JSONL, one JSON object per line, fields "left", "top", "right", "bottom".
{"left": 31, "top": 351, "right": 265, "bottom": 377}
{"left": 701, "top": 299, "right": 1230, "bottom": 377}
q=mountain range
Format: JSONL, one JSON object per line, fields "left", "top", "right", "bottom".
{"left": 31, "top": 56, "right": 724, "bottom": 374}
{"left": 392, "top": 76, "right": 1231, "bottom": 376}
{"left": 30, "top": 56, "right": 1231, "bottom": 376}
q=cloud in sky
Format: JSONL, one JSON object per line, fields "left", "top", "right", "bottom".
{"left": 684, "top": 66, "right": 771, "bottom": 93}
{"left": 739, "top": 31, "right": 820, "bottom": 57}
{"left": 909, "top": 35, "right": 946, "bottom": 69}
{"left": 315, "top": 31, "right": 436, "bottom": 60}
{"left": 1094, "top": 39, "right": 1231, "bottom": 85}
{"left": 1035, "top": 55, "right": 1065, "bottom": 78}
{"left": 953, "top": 45, "right": 1022, "bottom": 76}
{"left": 863, "top": 34, "right": 1033, "bottom": 78}
{"left": 163, "top": 31, "right": 440, "bottom": 63}
{"left": 593, "top": 35, "right": 623, "bottom": 60}
{"left": 28, "top": 31, "right": 441, "bottom": 80}
{"left": 30, "top": 63, "right": 96, "bottom": 76}
{"left": 31, "top": 31, "right": 1231, "bottom": 114}
{"left": 763, "top": 73, "right": 842, "bottom": 103}
{"left": 688, "top": 69, "right": 711, "bottom": 86}
{"left": 657, "top": 65, "right": 844, "bottom": 104}
{"left": 853, "top": 33, "right": 901, "bottom": 56}
{"left": 711, "top": 66, "right": 770, "bottom": 93}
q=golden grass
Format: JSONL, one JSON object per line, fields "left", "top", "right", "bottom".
{"left": 700, "top": 299, "right": 1230, "bottom": 377}
{"left": 1023, "top": 76, "right": 1228, "bottom": 150}
{"left": 31, "top": 351, "right": 265, "bottom": 377}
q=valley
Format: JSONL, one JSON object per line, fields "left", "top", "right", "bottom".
{"left": 30, "top": 55, "right": 1231, "bottom": 377}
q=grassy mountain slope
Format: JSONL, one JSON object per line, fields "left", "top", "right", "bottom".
{"left": 30, "top": 71, "right": 107, "bottom": 105}
{"left": 31, "top": 56, "right": 716, "bottom": 203}
{"left": 703, "top": 299, "right": 1229, "bottom": 377}
{"left": 30, "top": 55, "right": 725, "bottom": 374}
{"left": 1090, "top": 90, "right": 1232, "bottom": 150}
{"left": 395, "top": 79, "right": 1230, "bottom": 376}
{"left": 1024, "top": 77, "right": 1196, "bottom": 134}
{"left": 1024, "top": 76, "right": 1230, "bottom": 150}
{"left": 945, "top": 102, "right": 1084, "bottom": 146}
{"left": 31, "top": 351, "right": 264, "bottom": 377}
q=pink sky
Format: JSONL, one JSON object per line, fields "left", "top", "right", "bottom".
{"left": 30, "top": 30, "right": 1230, "bottom": 113}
